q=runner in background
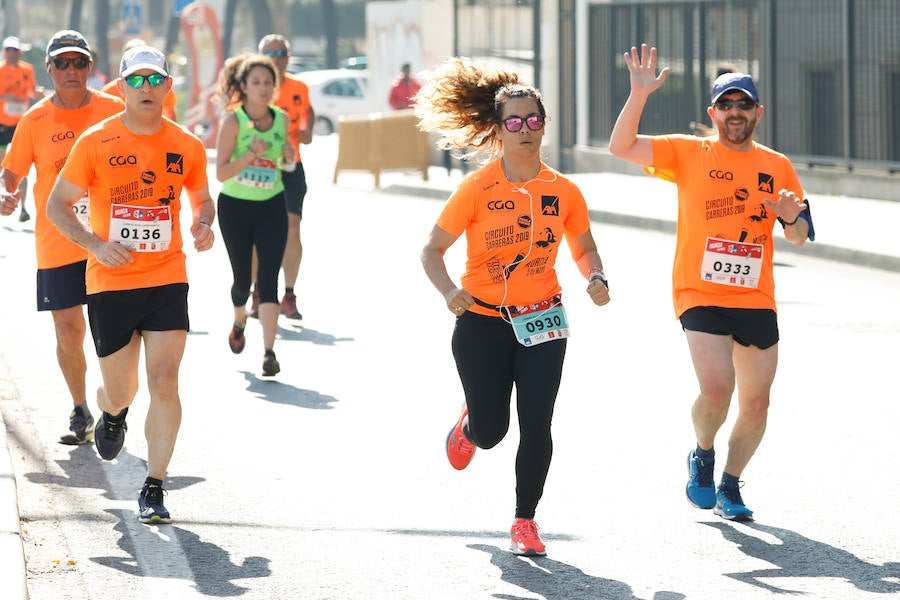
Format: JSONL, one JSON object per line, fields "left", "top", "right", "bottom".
{"left": 0, "top": 35, "right": 40, "bottom": 222}
{"left": 0, "top": 29, "right": 124, "bottom": 445}
{"left": 246, "top": 34, "right": 314, "bottom": 321}
{"left": 215, "top": 52, "right": 293, "bottom": 377}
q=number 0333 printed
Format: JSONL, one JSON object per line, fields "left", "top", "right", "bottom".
{"left": 700, "top": 237, "right": 763, "bottom": 288}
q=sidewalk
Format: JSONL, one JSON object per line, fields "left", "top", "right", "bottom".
{"left": 380, "top": 167, "right": 900, "bottom": 273}
{"left": 1, "top": 162, "right": 897, "bottom": 600}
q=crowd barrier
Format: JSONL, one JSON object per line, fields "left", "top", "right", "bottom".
{"left": 333, "top": 109, "right": 430, "bottom": 188}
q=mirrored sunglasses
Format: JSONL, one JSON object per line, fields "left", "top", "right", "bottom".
{"left": 124, "top": 73, "right": 168, "bottom": 88}
{"left": 503, "top": 114, "right": 545, "bottom": 133}
{"left": 52, "top": 56, "right": 91, "bottom": 70}
{"left": 263, "top": 49, "right": 288, "bottom": 58}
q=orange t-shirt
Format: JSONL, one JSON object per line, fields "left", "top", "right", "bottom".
{"left": 274, "top": 73, "right": 311, "bottom": 162}
{"left": 101, "top": 79, "right": 177, "bottom": 121}
{"left": 59, "top": 116, "right": 208, "bottom": 294}
{"left": 2, "top": 91, "right": 124, "bottom": 269}
{"left": 0, "top": 61, "right": 36, "bottom": 125}
{"left": 648, "top": 135, "right": 804, "bottom": 317}
{"left": 436, "top": 159, "right": 591, "bottom": 317}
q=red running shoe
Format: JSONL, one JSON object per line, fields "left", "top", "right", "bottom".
{"left": 445, "top": 406, "right": 475, "bottom": 470}
{"left": 280, "top": 292, "right": 302, "bottom": 320}
{"left": 510, "top": 518, "right": 546, "bottom": 556}
{"left": 228, "top": 323, "right": 246, "bottom": 354}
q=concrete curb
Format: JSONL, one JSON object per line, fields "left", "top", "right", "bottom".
{"left": 0, "top": 405, "right": 27, "bottom": 600}
{"left": 380, "top": 184, "right": 900, "bottom": 274}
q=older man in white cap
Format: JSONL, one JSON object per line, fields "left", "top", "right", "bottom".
{"left": 0, "top": 34, "right": 39, "bottom": 221}
{"left": 47, "top": 45, "right": 215, "bottom": 525}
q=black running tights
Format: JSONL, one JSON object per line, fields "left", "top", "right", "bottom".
{"left": 451, "top": 310, "right": 566, "bottom": 519}
{"left": 217, "top": 191, "right": 288, "bottom": 306}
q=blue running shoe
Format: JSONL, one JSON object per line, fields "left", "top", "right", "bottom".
{"left": 714, "top": 483, "right": 754, "bottom": 521}
{"left": 686, "top": 450, "right": 716, "bottom": 509}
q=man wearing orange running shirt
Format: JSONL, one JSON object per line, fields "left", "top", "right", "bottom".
{"left": 0, "top": 29, "right": 124, "bottom": 445}
{"left": 0, "top": 35, "right": 40, "bottom": 222}
{"left": 609, "top": 44, "right": 814, "bottom": 522}
{"left": 47, "top": 45, "right": 215, "bottom": 525}
{"left": 247, "top": 34, "right": 315, "bottom": 320}
{"left": 101, "top": 38, "right": 177, "bottom": 121}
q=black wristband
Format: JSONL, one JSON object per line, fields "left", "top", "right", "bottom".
{"left": 778, "top": 215, "right": 799, "bottom": 227}
{"left": 590, "top": 271, "right": 609, "bottom": 290}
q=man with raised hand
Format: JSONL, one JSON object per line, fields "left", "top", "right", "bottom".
{"left": 609, "top": 44, "right": 813, "bottom": 522}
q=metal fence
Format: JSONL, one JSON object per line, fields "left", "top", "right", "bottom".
{"left": 587, "top": 0, "right": 900, "bottom": 171}
{"left": 454, "top": 0, "right": 900, "bottom": 172}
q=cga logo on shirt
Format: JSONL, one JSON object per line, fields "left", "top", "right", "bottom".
{"left": 708, "top": 169, "right": 733, "bottom": 180}
{"left": 109, "top": 154, "right": 137, "bottom": 166}
{"left": 488, "top": 199, "right": 515, "bottom": 211}
{"left": 166, "top": 153, "right": 183, "bottom": 174}
{"left": 51, "top": 131, "right": 75, "bottom": 143}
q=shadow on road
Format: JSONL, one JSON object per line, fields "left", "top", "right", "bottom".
{"left": 27, "top": 445, "right": 204, "bottom": 502}
{"left": 240, "top": 371, "right": 338, "bottom": 410}
{"left": 703, "top": 520, "right": 900, "bottom": 594}
{"left": 92, "top": 508, "right": 270, "bottom": 596}
{"left": 276, "top": 323, "right": 355, "bottom": 346}
{"left": 468, "top": 543, "right": 685, "bottom": 600}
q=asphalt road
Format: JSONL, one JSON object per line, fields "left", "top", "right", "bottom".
{"left": 1, "top": 135, "right": 899, "bottom": 599}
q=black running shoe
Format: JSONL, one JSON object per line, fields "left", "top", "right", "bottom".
{"left": 262, "top": 350, "right": 280, "bottom": 376}
{"left": 94, "top": 408, "right": 128, "bottom": 460}
{"left": 138, "top": 483, "right": 172, "bottom": 524}
{"left": 59, "top": 404, "right": 94, "bottom": 445}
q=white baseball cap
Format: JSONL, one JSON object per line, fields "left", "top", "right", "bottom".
{"left": 120, "top": 45, "right": 169, "bottom": 78}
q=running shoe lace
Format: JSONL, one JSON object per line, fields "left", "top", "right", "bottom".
{"left": 513, "top": 519, "right": 540, "bottom": 543}
{"left": 719, "top": 482, "right": 745, "bottom": 504}
{"left": 692, "top": 455, "right": 714, "bottom": 487}
{"left": 103, "top": 415, "right": 124, "bottom": 437}
{"left": 70, "top": 412, "right": 89, "bottom": 432}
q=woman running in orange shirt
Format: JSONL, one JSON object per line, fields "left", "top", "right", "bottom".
{"left": 418, "top": 58, "right": 611, "bottom": 557}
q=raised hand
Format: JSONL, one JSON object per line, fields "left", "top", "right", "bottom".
{"left": 623, "top": 43, "right": 669, "bottom": 97}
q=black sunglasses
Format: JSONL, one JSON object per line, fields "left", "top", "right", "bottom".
{"left": 714, "top": 98, "right": 758, "bottom": 111}
{"left": 263, "top": 49, "right": 288, "bottom": 58}
{"left": 502, "top": 113, "right": 545, "bottom": 133}
{"left": 52, "top": 56, "right": 91, "bottom": 70}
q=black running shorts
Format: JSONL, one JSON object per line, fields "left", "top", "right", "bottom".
{"left": 0, "top": 124, "right": 16, "bottom": 147}
{"left": 680, "top": 306, "right": 779, "bottom": 350}
{"left": 282, "top": 161, "right": 308, "bottom": 217}
{"left": 36, "top": 260, "right": 87, "bottom": 312}
{"left": 87, "top": 283, "right": 189, "bottom": 357}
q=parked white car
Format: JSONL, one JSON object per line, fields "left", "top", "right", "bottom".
{"left": 295, "top": 69, "right": 370, "bottom": 135}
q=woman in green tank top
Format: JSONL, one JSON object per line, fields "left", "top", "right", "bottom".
{"left": 215, "top": 53, "right": 295, "bottom": 377}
